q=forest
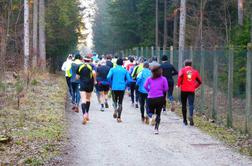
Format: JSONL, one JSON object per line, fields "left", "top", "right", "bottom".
{"left": 93, "top": 0, "right": 252, "bottom": 54}
{"left": 0, "top": 0, "right": 84, "bottom": 75}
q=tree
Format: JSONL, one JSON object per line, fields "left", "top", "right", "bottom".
{"left": 238, "top": 0, "right": 244, "bottom": 26}
{"left": 24, "top": 0, "right": 29, "bottom": 72}
{"left": 32, "top": 0, "right": 38, "bottom": 68}
{"left": 178, "top": 0, "right": 186, "bottom": 69}
{"left": 39, "top": 0, "right": 46, "bottom": 70}
{"left": 163, "top": 0, "right": 168, "bottom": 54}
{"left": 155, "top": 0, "right": 159, "bottom": 50}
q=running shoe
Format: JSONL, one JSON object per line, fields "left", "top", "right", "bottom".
{"left": 189, "top": 117, "right": 194, "bottom": 126}
{"left": 145, "top": 117, "right": 150, "bottom": 125}
{"left": 154, "top": 128, "right": 159, "bottom": 135}
{"left": 82, "top": 115, "right": 88, "bottom": 125}
{"left": 113, "top": 111, "right": 118, "bottom": 119}
{"left": 74, "top": 107, "right": 79, "bottom": 113}
{"left": 86, "top": 114, "right": 90, "bottom": 121}
{"left": 105, "top": 102, "right": 109, "bottom": 108}
{"left": 100, "top": 107, "right": 105, "bottom": 112}
{"left": 170, "top": 101, "right": 176, "bottom": 112}
{"left": 141, "top": 117, "right": 145, "bottom": 123}
{"left": 135, "top": 103, "right": 139, "bottom": 108}
{"left": 151, "top": 116, "right": 156, "bottom": 126}
{"left": 183, "top": 120, "right": 188, "bottom": 126}
{"left": 117, "top": 118, "right": 122, "bottom": 123}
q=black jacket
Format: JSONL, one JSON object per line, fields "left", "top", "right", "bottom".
{"left": 161, "top": 62, "right": 178, "bottom": 82}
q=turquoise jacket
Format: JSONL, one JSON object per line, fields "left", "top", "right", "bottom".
{"left": 136, "top": 68, "right": 152, "bottom": 94}
{"left": 107, "top": 65, "right": 131, "bottom": 91}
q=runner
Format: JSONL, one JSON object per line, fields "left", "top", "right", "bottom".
{"left": 177, "top": 59, "right": 202, "bottom": 126}
{"left": 130, "top": 58, "right": 144, "bottom": 108}
{"left": 96, "top": 60, "right": 111, "bottom": 112}
{"left": 107, "top": 58, "right": 131, "bottom": 123}
{"left": 161, "top": 55, "right": 178, "bottom": 112}
{"left": 69, "top": 53, "right": 83, "bottom": 112}
{"left": 144, "top": 62, "right": 168, "bottom": 134}
{"left": 76, "top": 55, "right": 96, "bottom": 125}
{"left": 106, "top": 54, "right": 114, "bottom": 69}
{"left": 61, "top": 54, "right": 73, "bottom": 97}
{"left": 126, "top": 57, "right": 135, "bottom": 71}
{"left": 136, "top": 62, "right": 151, "bottom": 123}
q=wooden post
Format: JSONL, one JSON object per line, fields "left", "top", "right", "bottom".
{"left": 200, "top": 47, "right": 205, "bottom": 113}
{"left": 151, "top": 46, "right": 154, "bottom": 57}
{"left": 212, "top": 46, "right": 218, "bottom": 121}
{"left": 170, "top": 46, "right": 174, "bottom": 65}
{"left": 157, "top": 46, "right": 160, "bottom": 62}
{"left": 136, "top": 47, "right": 139, "bottom": 57}
{"left": 245, "top": 43, "right": 252, "bottom": 133}
{"left": 190, "top": 45, "right": 194, "bottom": 64}
{"left": 227, "top": 46, "right": 234, "bottom": 128}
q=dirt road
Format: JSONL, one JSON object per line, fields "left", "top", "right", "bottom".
{"left": 62, "top": 94, "right": 252, "bottom": 166}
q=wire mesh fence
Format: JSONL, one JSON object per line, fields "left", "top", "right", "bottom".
{"left": 122, "top": 45, "right": 252, "bottom": 134}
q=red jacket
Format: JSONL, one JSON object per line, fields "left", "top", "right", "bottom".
{"left": 177, "top": 66, "right": 202, "bottom": 92}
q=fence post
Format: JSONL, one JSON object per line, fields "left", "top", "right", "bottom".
{"left": 163, "top": 47, "right": 166, "bottom": 56}
{"left": 200, "top": 47, "right": 205, "bottom": 113}
{"left": 141, "top": 47, "right": 144, "bottom": 57}
{"left": 136, "top": 47, "right": 139, "bottom": 57}
{"left": 245, "top": 43, "right": 252, "bottom": 133}
{"left": 227, "top": 46, "right": 234, "bottom": 128}
{"left": 145, "top": 47, "right": 148, "bottom": 58}
{"left": 170, "top": 46, "right": 174, "bottom": 65}
{"left": 157, "top": 46, "right": 160, "bottom": 62}
{"left": 212, "top": 46, "right": 218, "bottom": 121}
{"left": 151, "top": 46, "right": 154, "bottom": 57}
{"left": 190, "top": 46, "right": 194, "bottom": 63}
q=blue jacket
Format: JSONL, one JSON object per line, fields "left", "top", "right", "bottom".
{"left": 107, "top": 65, "right": 131, "bottom": 91}
{"left": 136, "top": 68, "right": 152, "bottom": 94}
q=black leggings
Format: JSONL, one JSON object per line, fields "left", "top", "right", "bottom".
{"left": 148, "top": 97, "right": 165, "bottom": 129}
{"left": 130, "top": 82, "right": 139, "bottom": 103}
{"left": 112, "top": 90, "right": 125, "bottom": 105}
{"left": 112, "top": 90, "right": 125, "bottom": 118}
{"left": 139, "top": 92, "right": 148, "bottom": 118}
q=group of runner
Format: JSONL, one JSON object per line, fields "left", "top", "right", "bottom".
{"left": 62, "top": 53, "right": 202, "bottom": 134}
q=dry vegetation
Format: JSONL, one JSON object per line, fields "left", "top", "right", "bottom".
{"left": 0, "top": 72, "right": 67, "bottom": 165}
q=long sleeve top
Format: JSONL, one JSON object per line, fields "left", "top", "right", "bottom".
{"left": 144, "top": 76, "right": 168, "bottom": 98}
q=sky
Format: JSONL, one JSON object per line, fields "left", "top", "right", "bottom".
{"left": 79, "top": 0, "right": 96, "bottom": 50}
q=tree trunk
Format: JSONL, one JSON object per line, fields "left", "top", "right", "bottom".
{"left": 163, "top": 0, "right": 168, "bottom": 55}
{"left": 24, "top": 0, "right": 29, "bottom": 72}
{"left": 178, "top": 0, "right": 186, "bottom": 70}
{"left": 0, "top": 19, "right": 6, "bottom": 81}
{"left": 32, "top": 0, "right": 38, "bottom": 68}
{"left": 238, "top": 0, "right": 244, "bottom": 26}
{"left": 155, "top": 0, "right": 159, "bottom": 58}
{"left": 173, "top": 0, "right": 179, "bottom": 49}
{"left": 39, "top": 0, "right": 46, "bottom": 70}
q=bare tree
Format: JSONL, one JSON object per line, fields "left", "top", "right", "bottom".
{"left": 173, "top": 1, "right": 179, "bottom": 49}
{"left": 238, "top": 0, "right": 244, "bottom": 26}
{"left": 155, "top": 0, "right": 159, "bottom": 58}
{"left": 163, "top": 0, "right": 167, "bottom": 55}
{"left": 0, "top": 17, "right": 6, "bottom": 81}
{"left": 24, "top": 0, "right": 29, "bottom": 72}
{"left": 32, "top": 0, "right": 38, "bottom": 68}
{"left": 39, "top": 0, "right": 46, "bottom": 70}
{"left": 178, "top": 0, "right": 186, "bottom": 69}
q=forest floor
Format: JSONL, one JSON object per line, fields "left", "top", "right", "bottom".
{"left": 0, "top": 73, "right": 67, "bottom": 165}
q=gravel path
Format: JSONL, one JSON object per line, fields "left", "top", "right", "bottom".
{"left": 62, "top": 94, "right": 252, "bottom": 166}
